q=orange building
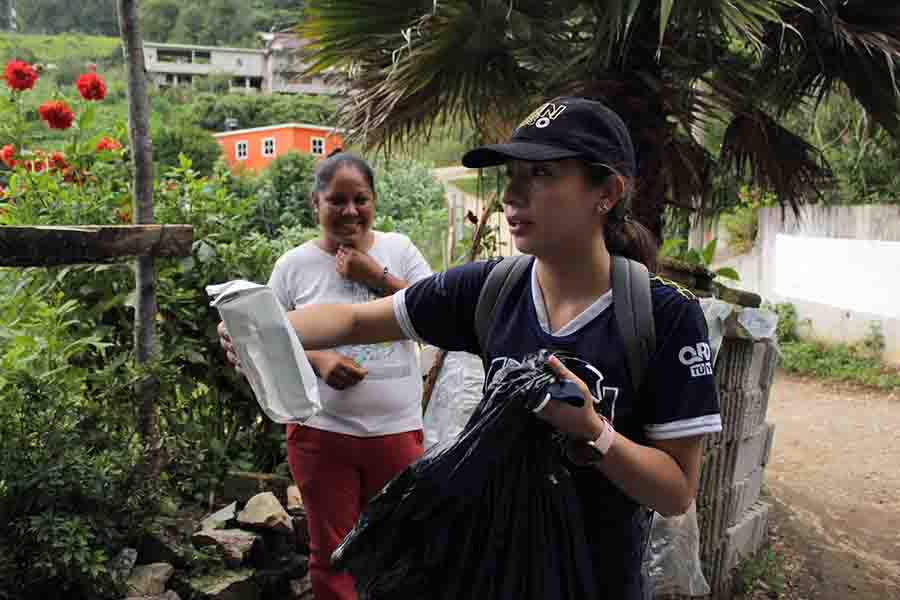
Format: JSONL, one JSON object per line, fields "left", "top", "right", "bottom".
{"left": 213, "top": 123, "right": 345, "bottom": 172}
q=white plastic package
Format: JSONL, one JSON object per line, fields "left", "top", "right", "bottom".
{"left": 207, "top": 280, "right": 321, "bottom": 424}
{"left": 422, "top": 350, "right": 485, "bottom": 449}
{"left": 643, "top": 502, "right": 711, "bottom": 597}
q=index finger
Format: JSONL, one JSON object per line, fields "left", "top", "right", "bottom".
{"left": 547, "top": 355, "right": 591, "bottom": 396}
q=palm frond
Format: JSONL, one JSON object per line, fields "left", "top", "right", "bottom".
{"left": 758, "top": 0, "right": 900, "bottom": 134}
{"left": 719, "top": 109, "right": 832, "bottom": 214}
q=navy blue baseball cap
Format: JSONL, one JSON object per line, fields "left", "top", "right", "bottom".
{"left": 462, "top": 96, "right": 636, "bottom": 177}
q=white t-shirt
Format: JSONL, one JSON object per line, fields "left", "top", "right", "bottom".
{"left": 268, "top": 231, "right": 433, "bottom": 436}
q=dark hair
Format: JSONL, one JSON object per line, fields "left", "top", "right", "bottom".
{"left": 584, "top": 162, "right": 659, "bottom": 272}
{"left": 312, "top": 150, "right": 375, "bottom": 197}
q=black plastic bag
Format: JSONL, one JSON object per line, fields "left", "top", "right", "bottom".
{"left": 332, "top": 351, "right": 599, "bottom": 600}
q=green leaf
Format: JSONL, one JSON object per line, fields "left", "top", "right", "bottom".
{"left": 78, "top": 104, "right": 96, "bottom": 132}
{"left": 702, "top": 238, "right": 718, "bottom": 266}
{"left": 659, "top": 0, "right": 675, "bottom": 49}
{"left": 660, "top": 238, "right": 685, "bottom": 257}
{"left": 685, "top": 249, "right": 703, "bottom": 265}
{"left": 715, "top": 267, "right": 741, "bottom": 281}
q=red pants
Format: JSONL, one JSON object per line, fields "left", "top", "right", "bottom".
{"left": 286, "top": 425, "right": 424, "bottom": 600}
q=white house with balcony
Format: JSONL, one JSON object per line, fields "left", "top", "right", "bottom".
{"left": 143, "top": 35, "right": 345, "bottom": 95}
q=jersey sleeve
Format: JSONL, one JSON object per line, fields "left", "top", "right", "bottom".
{"left": 641, "top": 296, "right": 722, "bottom": 441}
{"left": 392, "top": 260, "right": 496, "bottom": 355}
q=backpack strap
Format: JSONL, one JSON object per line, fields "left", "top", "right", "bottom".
{"left": 474, "top": 255, "right": 531, "bottom": 354}
{"left": 611, "top": 255, "right": 656, "bottom": 395}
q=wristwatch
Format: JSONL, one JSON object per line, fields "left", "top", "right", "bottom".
{"left": 566, "top": 417, "right": 616, "bottom": 466}
{"left": 371, "top": 266, "right": 389, "bottom": 296}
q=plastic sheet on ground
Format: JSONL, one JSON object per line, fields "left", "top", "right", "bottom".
{"left": 642, "top": 502, "right": 711, "bottom": 597}
{"left": 332, "top": 351, "right": 598, "bottom": 600}
{"left": 207, "top": 280, "right": 321, "bottom": 424}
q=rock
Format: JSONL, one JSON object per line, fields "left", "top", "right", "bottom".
{"left": 292, "top": 515, "right": 310, "bottom": 554}
{"left": 139, "top": 518, "right": 195, "bottom": 568}
{"left": 109, "top": 547, "right": 138, "bottom": 585}
{"left": 188, "top": 569, "right": 259, "bottom": 600}
{"left": 238, "top": 492, "right": 293, "bottom": 535}
{"left": 126, "top": 563, "right": 175, "bottom": 597}
{"left": 286, "top": 485, "right": 303, "bottom": 515}
{"left": 289, "top": 575, "right": 313, "bottom": 599}
{"left": 200, "top": 502, "right": 238, "bottom": 532}
{"left": 192, "top": 529, "right": 262, "bottom": 568}
{"left": 223, "top": 471, "right": 293, "bottom": 506}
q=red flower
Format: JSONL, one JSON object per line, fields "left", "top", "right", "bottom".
{"left": 115, "top": 208, "right": 131, "bottom": 223}
{"left": 96, "top": 137, "right": 122, "bottom": 152}
{"left": 4, "top": 61, "right": 38, "bottom": 92}
{"left": 49, "top": 151, "right": 68, "bottom": 171}
{"left": 1, "top": 144, "right": 16, "bottom": 168}
{"left": 37, "top": 100, "right": 75, "bottom": 130}
{"left": 22, "top": 159, "right": 45, "bottom": 173}
{"left": 75, "top": 71, "right": 106, "bottom": 101}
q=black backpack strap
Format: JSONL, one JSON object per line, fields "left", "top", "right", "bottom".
{"left": 612, "top": 255, "right": 656, "bottom": 395}
{"left": 474, "top": 255, "right": 531, "bottom": 354}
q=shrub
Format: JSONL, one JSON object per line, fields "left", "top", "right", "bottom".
{"left": 152, "top": 121, "right": 222, "bottom": 175}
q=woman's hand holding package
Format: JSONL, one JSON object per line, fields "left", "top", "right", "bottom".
{"left": 217, "top": 321, "right": 241, "bottom": 369}
{"left": 536, "top": 355, "right": 606, "bottom": 442}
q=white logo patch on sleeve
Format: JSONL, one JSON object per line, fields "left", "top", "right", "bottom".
{"left": 679, "top": 342, "right": 713, "bottom": 377}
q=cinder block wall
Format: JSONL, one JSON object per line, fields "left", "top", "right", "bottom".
{"left": 657, "top": 336, "right": 778, "bottom": 599}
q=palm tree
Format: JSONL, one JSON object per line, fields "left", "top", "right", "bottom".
{"left": 300, "top": 1, "right": 900, "bottom": 239}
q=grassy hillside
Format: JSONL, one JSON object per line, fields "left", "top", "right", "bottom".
{"left": 0, "top": 33, "right": 122, "bottom": 67}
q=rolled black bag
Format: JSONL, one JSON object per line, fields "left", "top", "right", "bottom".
{"left": 331, "top": 350, "right": 599, "bottom": 600}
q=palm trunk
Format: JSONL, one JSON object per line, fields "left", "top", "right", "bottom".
{"left": 117, "top": 0, "right": 161, "bottom": 477}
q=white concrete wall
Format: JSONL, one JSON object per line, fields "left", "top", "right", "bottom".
{"left": 714, "top": 204, "right": 900, "bottom": 365}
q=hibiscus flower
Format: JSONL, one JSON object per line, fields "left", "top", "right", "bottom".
{"left": 96, "top": 137, "right": 122, "bottom": 152}
{"left": 4, "top": 61, "right": 38, "bottom": 91}
{"left": 37, "top": 100, "right": 75, "bottom": 130}
{"left": 1, "top": 144, "right": 16, "bottom": 168}
{"left": 76, "top": 71, "right": 107, "bottom": 101}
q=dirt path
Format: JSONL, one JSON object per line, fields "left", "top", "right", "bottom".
{"left": 761, "top": 371, "right": 900, "bottom": 599}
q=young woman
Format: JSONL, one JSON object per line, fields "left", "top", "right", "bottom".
{"left": 266, "top": 151, "right": 433, "bottom": 600}
{"left": 223, "top": 98, "right": 721, "bottom": 599}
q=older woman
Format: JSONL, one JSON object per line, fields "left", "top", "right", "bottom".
{"left": 267, "top": 151, "right": 432, "bottom": 600}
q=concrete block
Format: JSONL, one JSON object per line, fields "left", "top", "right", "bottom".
{"left": 717, "top": 390, "right": 744, "bottom": 443}
{"left": 740, "top": 389, "right": 765, "bottom": 440}
{"left": 714, "top": 338, "right": 755, "bottom": 391}
{"left": 762, "top": 422, "right": 776, "bottom": 466}
{"left": 724, "top": 502, "right": 771, "bottom": 574}
{"left": 731, "top": 425, "right": 769, "bottom": 485}
{"left": 746, "top": 341, "right": 769, "bottom": 390}
{"left": 727, "top": 468, "right": 765, "bottom": 528}
{"left": 758, "top": 341, "right": 779, "bottom": 391}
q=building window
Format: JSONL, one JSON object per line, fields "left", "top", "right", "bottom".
{"left": 236, "top": 141, "right": 249, "bottom": 160}
{"left": 311, "top": 137, "right": 325, "bottom": 156}
{"left": 262, "top": 138, "right": 276, "bottom": 157}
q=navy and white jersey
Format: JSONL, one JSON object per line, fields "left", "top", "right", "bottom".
{"left": 392, "top": 256, "right": 721, "bottom": 598}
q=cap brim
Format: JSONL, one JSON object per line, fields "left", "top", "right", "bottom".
{"left": 461, "top": 142, "right": 580, "bottom": 168}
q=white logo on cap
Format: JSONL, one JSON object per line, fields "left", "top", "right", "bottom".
{"left": 518, "top": 103, "right": 567, "bottom": 130}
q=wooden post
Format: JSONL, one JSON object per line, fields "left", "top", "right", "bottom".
{"left": 117, "top": 0, "right": 162, "bottom": 479}
{"left": 0, "top": 225, "right": 192, "bottom": 266}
